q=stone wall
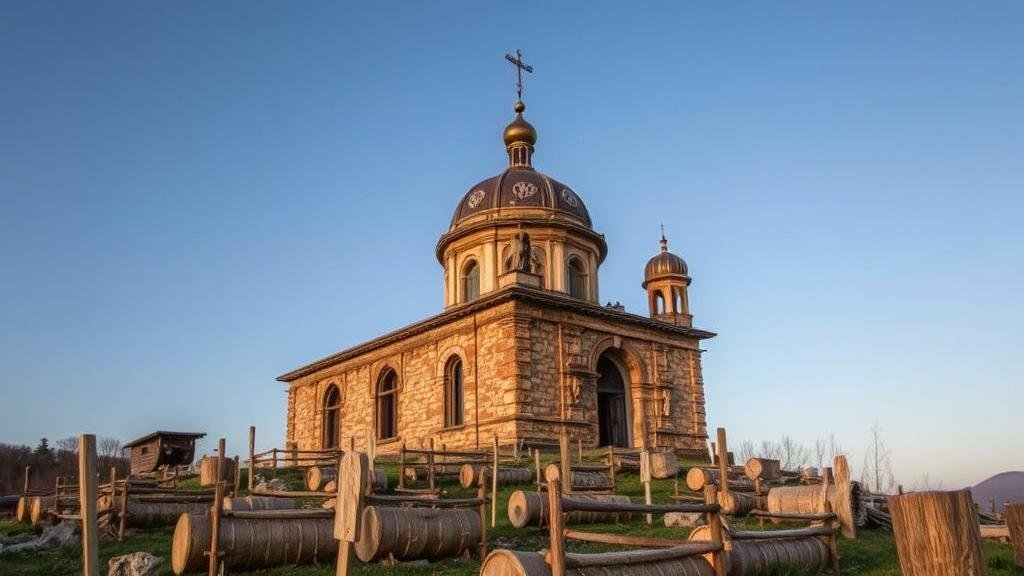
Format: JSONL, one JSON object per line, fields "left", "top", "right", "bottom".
{"left": 284, "top": 294, "right": 710, "bottom": 457}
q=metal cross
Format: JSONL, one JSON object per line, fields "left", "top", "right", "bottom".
{"left": 505, "top": 49, "right": 533, "bottom": 101}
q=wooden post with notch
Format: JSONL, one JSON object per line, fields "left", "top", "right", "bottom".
{"left": 705, "top": 484, "right": 727, "bottom": 576}
{"left": 335, "top": 451, "right": 368, "bottom": 576}
{"left": 207, "top": 438, "right": 226, "bottom": 576}
{"left": 716, "top": 427, "right": 730, "bottom": 499}
{"left": 491, "top": 433, "right": 499, "bottom": 527}
{"left": 79, "top": 434, "right": 99, "bottom": 576}
{"left": 232, "top": 455, "right": 240, "bottom": 496}
{"left": 640, "top": 448, "right": 653, "bottom": 524}
{"left": 545, "top": 464, "right": 566, "bottom": 576}
{"left": 534, "top": 448, "right": 542, "bottom": 491}
{"left": 247, "top": 425, "right": 255, "bottom": 492}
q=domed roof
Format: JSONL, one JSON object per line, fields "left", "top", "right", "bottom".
{"left": 449, "top": 100, "right": 591, "bottom": 230}
{"left": 450, "top": 168, "right": 591, "bottom": 229}
{"left": 644, "top": 235, "right": 688, "bottom": 282}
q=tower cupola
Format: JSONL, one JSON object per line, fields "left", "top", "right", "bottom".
{"left": 643, "top": 230, "right": 692, "bottom": 326}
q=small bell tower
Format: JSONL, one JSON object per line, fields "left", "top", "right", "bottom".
{"left": 642, "top": 230, "right": 692, "bottom": 327}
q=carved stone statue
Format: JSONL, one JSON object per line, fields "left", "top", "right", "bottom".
{"left": 510, "top": 230, "right": 532, "bottom": 272}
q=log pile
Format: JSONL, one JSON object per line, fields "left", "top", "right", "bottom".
{"left": 743, "top": 458, "right": 781, "bottom": 482}
{"left": 686, "top": 468, "right": 754, "bottom": 493}
{"left": 888, "top": 489, "right": 988, "bottom": 576}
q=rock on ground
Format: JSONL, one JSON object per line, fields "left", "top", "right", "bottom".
{"left": 664, "top": 511, "right": 705, "bottom": 528}
{"left": 108, "top": 552, "right": 164, "bottom": 576}
{"left": 0, "top": 521, "right": 79, "bottom": 554}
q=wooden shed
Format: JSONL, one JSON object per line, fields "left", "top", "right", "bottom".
{"left": 124, "top": 431, "right": 205, "bottom": 476}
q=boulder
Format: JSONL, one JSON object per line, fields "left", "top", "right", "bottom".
{"left": 108, "top": 552, "right": 163, "bottom": 576}
{"left": 664, "top": 512, "right": 704, "bottom": 528}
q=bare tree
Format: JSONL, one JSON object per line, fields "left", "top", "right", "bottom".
{"left": 815, "top": 437, "right": 828, "bottom": 471}
{"left": 758, "top": 440, "right": 782, "bottom": 460}
{"left": 779, "top": 435, "right": 810, "bottom": 470}
{"left": 736, "top": 440, "right": 756, "bottom": 463}
{"left": 54, "top": 437, "right": 78, "bottom": 453}
{"left": 861, "top": 424, "right": 895, "bottom": 494}
{"left": 98, "top": 437, "right": 123, "bottom": 459}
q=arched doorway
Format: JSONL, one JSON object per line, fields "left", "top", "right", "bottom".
{"left": 596, "top": 353, "right": 631, "bottom": 447}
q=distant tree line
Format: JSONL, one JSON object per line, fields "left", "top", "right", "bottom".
{"left": 0, "top": 437, "right": 128, "bottom": 495}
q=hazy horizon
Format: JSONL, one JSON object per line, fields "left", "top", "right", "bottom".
{"left": 2, "top": 2, "right": 1021, "bottom": 490}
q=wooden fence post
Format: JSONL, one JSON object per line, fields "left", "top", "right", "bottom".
{"left": 705, "top": 484, "right": 727, "bottom": 576}
{"left": 334, "top": 451, "right": 368, "bottom": 576}
{"left": 641, "top": 448, "right": 653, "bottom": 524}
{"left": 22, "top": 465, "right": 30, "bottom": 497}
{"left": 207, "top": 438, "right": 226, "bottom": 576}
{"left": 118, "top": 475, "right": 129, "bottom": 542}
{"left": 78, "top": 434, "right": 99, "bottom": 576}
{"left": 559, "top": 428, "right": 570, "bottom": 495}
{"left": 398, "top": 441, "right": 406, "bottom": 490}
{"left": 545, "top": 465, "right": 566, "bottom": 576}
{"left": 248, "top": 426, "right": 255, "bottom": 492}
{"left": 428, "top": 438, "right": 436, "bottom": 492}
{"left": 233, "top": 455, "right": 241, "bottom": 496}
{"left": 478, "top": 474, "right": 489, "bottom": 560}
{"left": 534, "top": 449, "right": 542, "bottom": 491}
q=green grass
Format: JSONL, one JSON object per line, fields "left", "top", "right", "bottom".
{"left": 2, "top": 457, "right": 1021, "bottom": 575}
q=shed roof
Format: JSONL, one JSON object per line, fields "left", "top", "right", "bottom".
{"left": 124, "top": 431, "right": 206, "bottom": 448}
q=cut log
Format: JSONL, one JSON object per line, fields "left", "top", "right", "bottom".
{"left": 198, "top": 456, "right": 236, "bottom": 487}
{"left": 30, "top": 496, "right": 78, "bottom": 525}
{"left": 607, "top": 453, "right": 641, "bottom": 472}
{"left": 353, "top": 505, "right": 481, "bottom": 563}
{"left": 688, "top": 525, "right": 830, "bottom": 575}
{"left": 685, "top": 468, "right": 755, "bottom": 492}
{"left": 766, "top": 455, "right": 856, "bottom": 539}
{"left": 222, "top": 496, "right": 296, "bottom": 511}
{"left": 1007, "top": 504, "right": 1024, "bottom": 568}
{"left": 308, "top": 466, "right": 386, "bottom": 492}
{"left": 458, "top": 464, "right": 533, "bottom": 488}
{"left": 109, "top": 498, "right": 208, "bottom": 528}
{"left": 650, "top": 452, "right": 679, "bottom": 480}
{"left": 888, "top": 489, "right": 988, "bottom": 576}
{"left": 743, "top": 458, "right": 781, "bottom": 482}
{"left": 570, "top": 470, "right": 614, "bottom": 491}
{"left": 171, "top": 512, "right": 336, "bottom": 574}
{"left": 479, "top": 548, "right": 715, "bottom": 576}
{"left": 507, "top": 491, "right": 631, "bottom": 528}
{"left": 305, "top": 466, "right": 336, "bottom": 491}
{"left": 15, "top": 496, "right": 31, "bottom": 523}
{"left": 719, "top": 490, "right": 757, "bottom": 517}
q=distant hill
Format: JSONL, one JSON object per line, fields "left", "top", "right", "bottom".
{"left": 972, "top": 471, "right": 1024, "bottom": 514}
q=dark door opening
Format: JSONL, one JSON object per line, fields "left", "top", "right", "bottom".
{"left": 596, "top": 355, "right": 630, "bottom": 447}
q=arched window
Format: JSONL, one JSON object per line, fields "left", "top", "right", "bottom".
{"left": 462, "top": 260, "right": 480, "bottom": 303}
{"left": 376, "top": 369, "right": 398, "bottom": 440}
{"left": 567, "top": 257, "right": 587, "bottom": 299}
{"left": 655, "top": 291, "right": 666, "bottom": 315}
{"left": 322, "top": 384, "right": 341, "bottom": 449}
{"left": 444, "top": 356, "right": 464, "bottom": 427}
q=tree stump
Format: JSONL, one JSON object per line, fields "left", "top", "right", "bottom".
{"left": 888, "top": 489, "right": 988, "bottom": 576}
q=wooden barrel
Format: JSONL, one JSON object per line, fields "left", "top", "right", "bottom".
{"left": 688, "top": 525, "right": 829, "bottom": 575}
{"left": 888, "top": 490, "right": 988, "bottom": 576}
{"left": 507, "top": 491, "right": 631, "bottom": 528}
{"left": 171, "top": 512, "right": 336, "bottom": 574}
{"left": 198, "top": 456, "right": 237, "bottom": 487}
{"left": 480, "top": 548, "right": 715, "bottom": 576}
{"left": 353, "top": 505, "right": 481, "bottom": 563}
{"left": 650, "top": 452, "right": 680, "bottom": 479}
{"left": 458, "top": 464, "right": 533, "bottom": 488}
{"left": 1006, "top": 503, "right": 1024, "bottom": 568}
{"left": 744, "top": 458, "right": 781, "bottom": 481}
{"left": 685, "top": 468, "right": 755, "bottom": 492}
{"left": 223, "top": 496, "right": 296, "bottom": 511}
{"left": 719, "top": 490, "right": 757, "bottom": 516}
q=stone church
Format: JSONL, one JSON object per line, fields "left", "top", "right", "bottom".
{"left": 277, "top": 97, "right": 715, "bottom": 457}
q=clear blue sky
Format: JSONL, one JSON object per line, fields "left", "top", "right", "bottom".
{"left": 1, "top": 2, "right": 1020, "bottom": 489}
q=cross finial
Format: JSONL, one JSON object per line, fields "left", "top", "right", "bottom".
{"left": 505, "top": 49, "right": 533, "bottom": 101}
{"left": 660, "top": 224, "right": 668, "bottom": 251}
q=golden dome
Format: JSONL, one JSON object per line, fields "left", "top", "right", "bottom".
{"left": 503, "top": 101, "right": 537, "bottom": 147}
{"left": 643, "top": 235, "right": 688, "bottom": 286}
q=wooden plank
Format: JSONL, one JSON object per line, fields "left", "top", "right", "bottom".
{"left": 545, "top": 465, "right": 566, "bottom": 576}
{"left": 79, "top": 435, "right": 100, "bottom": 576}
